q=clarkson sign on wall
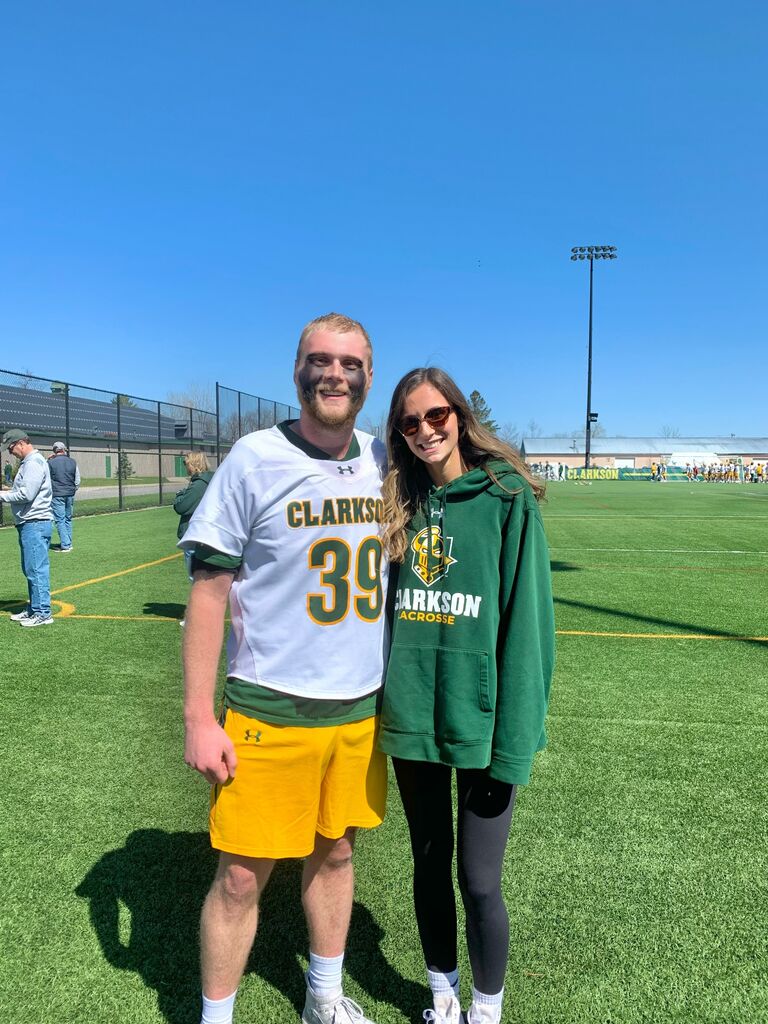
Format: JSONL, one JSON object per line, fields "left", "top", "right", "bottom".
{"left": 567, "top": 467, "right": 687, "bottom": 481}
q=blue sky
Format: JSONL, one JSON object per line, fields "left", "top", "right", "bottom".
{"left": 2, "top": 1, "right": 766, "bottom": 437}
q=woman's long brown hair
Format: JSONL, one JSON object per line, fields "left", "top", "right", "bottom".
{"left": 381, "top": 367, "right": 544, "bottom": 562}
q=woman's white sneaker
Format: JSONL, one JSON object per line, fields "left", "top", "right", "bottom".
{"left": 423, "top": 994, "right": 462, "bottom": 1024}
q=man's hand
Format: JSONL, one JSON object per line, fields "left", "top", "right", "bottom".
{"left": 184, "top": 717, "right": 237, "bottom": 784}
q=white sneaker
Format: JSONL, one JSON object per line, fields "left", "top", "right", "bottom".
{"left": 10, "top": 609, "right": 32, "bottom": 621}
{"left": 302, "top": 980, "right": 375, "bottom": 1024}
{"left": 465, "top": 1001, "right": 501, "bottom": 1024}
{"left": 19, "top": 614, "right": 55, "bottom": 628}
{"left": 424, "top": 994, "right": 462, "bottom": 1024}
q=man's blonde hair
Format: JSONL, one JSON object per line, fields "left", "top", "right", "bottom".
{"left": 296, "top": 312, "right": 372, "bottom": 366}
{"left": 184, "top": 451, "right": 210, "bottom": 475}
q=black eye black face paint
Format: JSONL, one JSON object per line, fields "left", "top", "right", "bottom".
{"left": 297, "top": 361, "right": 368, "bottom": 408}
{"left": 297, "top": 363, "right": 326, "bottom": 404}
{"left": 341, "top": 367, "right": 367, "bottom": 406}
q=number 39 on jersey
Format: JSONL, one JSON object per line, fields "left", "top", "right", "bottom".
{"left": 307, "top": 536, "right": 383, "bottom": 625}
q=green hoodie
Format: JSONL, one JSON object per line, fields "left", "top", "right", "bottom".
{"left": 173, "top": 471, "right": 214, "bottom": 539}
{"left": 379, "top": 461, "right": 555, "bottom": 785}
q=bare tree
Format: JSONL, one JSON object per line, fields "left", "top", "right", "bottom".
{"left": 360, "top": 411, "right": 388, "bottom": 441}
{"left": 165, "top": 383, "right": 217, "bottom": 443}
{"left": 661, "top": 425, "right": 681, "bottom": 438}
{"left": 570, "top": 423, "right": 607, "bottom": 438}
{"left": 166, "top": 383, "right": 215, "bottom": 413}
{"left": 13, "top": 369, "right": 43, "bottom": 389}
{"left": 526, "top": 419, "right": 543, "bottom": 438}
{"left": 498, "top": 422, "right": 521, "bottom": 448}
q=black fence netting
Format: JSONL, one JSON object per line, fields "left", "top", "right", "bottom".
{"left": 0, "top": 369, "right": 298, "bottom": 525}
{"left": 215, "top": 384, "right": 299, "bottom": 460}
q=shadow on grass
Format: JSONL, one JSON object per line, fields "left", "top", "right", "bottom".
{"left": 77, "top": 829, "right": 426, "bottom": 1024}
{"left": 143, "top": 601, "right": 186, "bottom": 619}
{"left": 550, "top": 560, "right": 582, "bottom": 573}
{"left": 555, "top": 596, "right": 768, "bottom": 647}
{"left": 0, "top": 598, "right": 26, "bottom": 615}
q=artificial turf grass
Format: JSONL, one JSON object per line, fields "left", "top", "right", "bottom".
{"left": 1, "top": 486, "right": 768, "bottom": 1023}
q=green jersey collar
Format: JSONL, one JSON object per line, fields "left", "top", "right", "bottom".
{"left": 278, "top": 420, "right": 360, "bottom": 462}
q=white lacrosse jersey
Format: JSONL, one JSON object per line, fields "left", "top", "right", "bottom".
{"left": 181, "top": 424, "right": 389, "bottom": 699}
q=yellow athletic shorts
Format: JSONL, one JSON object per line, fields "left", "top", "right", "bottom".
{"left": 209, "top": 709, "right": 387, "bottom": 859}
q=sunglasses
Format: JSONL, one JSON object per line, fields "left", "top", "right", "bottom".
{"left": 398, "top": 405, "right": 454, "bottom": 438}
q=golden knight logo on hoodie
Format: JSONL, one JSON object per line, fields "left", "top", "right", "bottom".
{"left": 410, "top": 526, "right": 457, "bottom": 586}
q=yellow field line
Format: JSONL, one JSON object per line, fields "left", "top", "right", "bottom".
{"left": 3, "top": 610, "right": 762, "bottom": 639}
{"left": 65, "top": 613, "right": 179, "bottom": 621}
{"left": 557, "top": 629, "right": 768, "bottom": 642}
{"left": 50, "top": 553, "right": 182, "bottom": 596}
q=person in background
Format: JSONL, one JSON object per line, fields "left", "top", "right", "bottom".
{"left": 173, "top": 451, "right": 214, "bottom": 578}
{"left": 378, "top": 368, "right": 555, "bottom": 1024}
{"left": 1, "top": 428, "right": 55, "bottom": 627}
{"left": 48, "top": 441, "right": 80, "bottom": 552}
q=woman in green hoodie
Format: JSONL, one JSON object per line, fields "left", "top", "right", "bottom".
{"left": 379, "top": 368, "right": 555, "bottom": 1024}
{"left": 173, "top": 451, "right": 214, "bottom": 581}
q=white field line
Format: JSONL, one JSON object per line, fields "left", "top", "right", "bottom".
{"left": 545, "top": 514, "right": 768, "bottom": 519}
{"left": 549, "top": 546, "right": 768, "bottom": 555}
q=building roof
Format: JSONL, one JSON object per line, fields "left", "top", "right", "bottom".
{"left": 0, "top": 382, "right": 203, "bottom": 443}
{"left": 521, "top": 437, "right": 768, "bottom": 457}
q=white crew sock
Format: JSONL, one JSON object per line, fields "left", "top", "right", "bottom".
{"left": 467, "top": 986, "right": 504, "bottom": 1023}
{"left": 428, "top": 966, "right": 459, "bottom": 1009}
{"left": 307, "top": 951, "right": 344, "bottom": 997}
{"left": 201, "top": 989, "right": 237, "bottom": 1024}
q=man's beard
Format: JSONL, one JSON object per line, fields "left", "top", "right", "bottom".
{"left": 296, "top": 368, "right": 367, "bottom": 429}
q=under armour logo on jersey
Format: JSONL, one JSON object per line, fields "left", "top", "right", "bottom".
{"left": 244, "top": 730, "right": 262, "bottom": 742}
{"left": 337, "top": 465, "right": 355, "bottom": 475}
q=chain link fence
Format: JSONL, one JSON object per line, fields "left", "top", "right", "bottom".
{"left": 215, "top": 384, "right": 298, "bottom": 461}
{"left": 0, "top": 368, "right": 298, "bottom": 525}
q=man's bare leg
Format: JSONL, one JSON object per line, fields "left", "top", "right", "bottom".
{"left": 301, "top": 828, "right": 356, "bottom": 957}
{"left": 200, "top": 852, "right": 276, "bottom": 998}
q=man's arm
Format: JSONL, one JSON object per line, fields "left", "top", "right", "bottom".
{"left": 183, "top": 567, "right": 238, "bottom": 784}
{"left": 0, "top": 458, "right": 46, "bottom": 503}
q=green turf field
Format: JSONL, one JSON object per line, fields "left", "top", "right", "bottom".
{"left": 1, "top": 482, "right": 766, "bottom": 1023}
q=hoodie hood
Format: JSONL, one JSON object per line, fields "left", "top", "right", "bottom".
{"left": 427, "top": 459, "right": 524, "bottom": 501}
{"left": 418, "top": 461, "right": 526, "bottom": 583}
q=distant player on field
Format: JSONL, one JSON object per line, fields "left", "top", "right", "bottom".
{"left": 181, "top": 313, "right": 388, "bottom": 1024}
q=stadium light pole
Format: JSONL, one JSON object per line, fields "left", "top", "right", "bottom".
{"left": 570, "top": 245, "right": 618, "bottom": 468}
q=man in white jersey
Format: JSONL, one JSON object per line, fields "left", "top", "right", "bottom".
{"left": 181, "top": 313, "right": 388, "bottom": 1024}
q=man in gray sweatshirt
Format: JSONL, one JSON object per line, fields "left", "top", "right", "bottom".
{"left": 1, "top": 429, "right": 55, "bottom": 627}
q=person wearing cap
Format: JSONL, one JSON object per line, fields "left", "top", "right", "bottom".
{"left": 0, "top": 429, "right": 55, "bottom": 627}
{"left": 48, "top": 441, "right": 81, "bottom": 552}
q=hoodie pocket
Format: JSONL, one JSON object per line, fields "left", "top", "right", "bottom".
{"left": 384, "top": 644, "right": 493, "bottom": 744}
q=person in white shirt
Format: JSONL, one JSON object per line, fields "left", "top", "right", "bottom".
{"left": 1, "top": 429, "right": 55, "bottom": 627}
{"left": 181, "top": 313, "right": 388, "bottom": 1024}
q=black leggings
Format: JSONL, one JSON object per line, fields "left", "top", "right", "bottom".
{"left": 393, "top": 759, "right": 516, "bottom": 994}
